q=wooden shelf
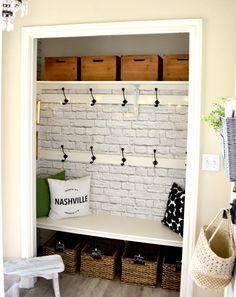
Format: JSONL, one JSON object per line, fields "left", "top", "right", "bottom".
{"left": 37, "top": 213, "right": 183, "bottom": 247}
{"left": 37, "top": 80, "right": 188, "bottom": 86}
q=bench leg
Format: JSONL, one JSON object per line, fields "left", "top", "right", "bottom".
{"left": 52, "top": 273, "right": 60, "bottom": 297}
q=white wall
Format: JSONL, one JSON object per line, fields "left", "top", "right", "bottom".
{"left": 2, "top": 1, "right": 236, "bottom": 297}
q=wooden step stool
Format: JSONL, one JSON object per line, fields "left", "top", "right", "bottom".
{"left": 4, "top": 255, "right": 64, "bottom": 297}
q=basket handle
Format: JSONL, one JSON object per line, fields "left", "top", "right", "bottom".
{"left": 133, "top": 58, "right": 145, "bottom": 62}
{"left": 56, "top": 59, "right": 66, "bottom": 63}
{"left": 93, "top": 59, "right": 104, "bottom": 63}
{"left": 206, "top": 208, "right": 233, "bottom": 244}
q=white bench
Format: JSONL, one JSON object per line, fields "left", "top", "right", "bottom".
{"left": 4, "top": 255, "right": 64, "bottom": 297}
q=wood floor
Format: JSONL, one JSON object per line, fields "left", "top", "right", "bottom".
{"left": 20, "top": 273, "right": 180, "bottom": 297}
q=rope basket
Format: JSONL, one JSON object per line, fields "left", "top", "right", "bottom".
{"left": 121, "top": 241, "right": 160, "bottom": 286}
{"left": 191, "top": 209, "right": 235, "bottom": 289}
{"left": 42, "top": 232, "right": 85, "bottom": 273}
{"left": 80, "top": 237, "right": 122, "bottom": 280}
{"left": 220, "top": 117, "right": 236, "bottom": 181}
{"left": 161, "top": 247, "right": 182, "bottom": 291}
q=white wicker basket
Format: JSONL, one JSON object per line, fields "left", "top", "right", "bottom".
{"left": 191, "top": 209, "right": 235, "bottom": 289}
{"left": 220, "top": 117, "right": 236, "bottom": 181}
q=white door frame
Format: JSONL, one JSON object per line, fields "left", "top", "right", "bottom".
{"left": 21, "top": 19, "right": 202, "bottom": 297}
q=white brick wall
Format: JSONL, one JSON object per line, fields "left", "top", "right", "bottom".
{"left": 37, "top": 101, "right": 187, "bottom": 221}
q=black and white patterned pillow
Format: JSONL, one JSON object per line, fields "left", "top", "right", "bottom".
{"left": 161, "top": 183, "right": 185, "bottom": 237}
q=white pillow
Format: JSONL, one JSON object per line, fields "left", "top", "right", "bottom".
{"left": 48, "top": 175, "right": 91, "bottom": 220}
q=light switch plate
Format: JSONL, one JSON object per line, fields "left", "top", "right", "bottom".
{"left": 202, "top": 154, "right": 220, "bottom": 171}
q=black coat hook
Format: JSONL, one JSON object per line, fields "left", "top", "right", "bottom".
{"left": 62, "top": 87, "right": 69, "bottom": 105}
{"left": 61, "top": 145, "right": 68, "bottom": 162}
{"left": 121, "top": 88, "right": 128, "bottom": 106}
{"left": 89, "top": 88, "right": 96, "bottom": 106}
{"left": 121, "top": 148, "right": 126, "bottom": 166}
{"left": 153, "top": 149, "right": 158, "bottom": 167}
{"left": 154, "top": 88, "right": 160, "bottom": 107}
{"left": 90, "top": 146, "right": 96, "bottom": 164}
{"left": 230, "top": 199, "right": 236, "bottom": 224}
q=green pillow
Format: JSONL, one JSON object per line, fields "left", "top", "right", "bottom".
{"left": 36, "top": 171, "right": 65, "bottom": 218}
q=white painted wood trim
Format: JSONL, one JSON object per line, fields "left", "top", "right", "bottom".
{"left": 21, "top": 19, "right": 202, "bottom": 297}
{"left": 180, "top": 20, "right": 202, "bottom": 297}
{"left": 40, "top": 149, "right": 186, "bottom": 169}
{"left": 0, "top": 1, "right": 4, "bottom": 295}
{"left": 37, "top": 214, "right": 183, "bottom": 247}
{"left": 37, "top": 80, "right": 188, "bottom": 88}
{"left": 37, "top": 94, "right": 188, "bottom": 106}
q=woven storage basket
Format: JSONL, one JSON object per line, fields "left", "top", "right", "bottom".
{"left": 191, "top": 209, "right": 235, "bottom": 289}
{"left": 80, "top": 237, "right": 122, "bottom": 280}
{"left": 121, "top": 241, "right": 160, "bottom": 286}
{"left": 220, "top": 117, "right": 236, "bottom": 181}
{"left": 161, "top": 247, "right": 182, "bottom": 291}
{"left": 42, "top": 232, "right": 85, "bottom": 273}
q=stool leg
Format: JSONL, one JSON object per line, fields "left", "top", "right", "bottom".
{"left": 52, "top": 273, "right": 60, "bottom": 297}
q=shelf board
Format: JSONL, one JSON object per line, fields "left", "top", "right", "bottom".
{"left": 37, "top": 213, "right": 183, "bottom": 247}
{"left": 40, "top": 149, "right": 186, "bottom": 169}
{"left": 37, "top": 80, "right": 188, "bottom": 86}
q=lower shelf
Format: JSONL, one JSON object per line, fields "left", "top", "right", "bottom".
{"left": 36, "top": 213, "right": 182, "bottom": 247}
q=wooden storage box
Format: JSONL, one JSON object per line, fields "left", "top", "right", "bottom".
{"left": 44, "top": 56, "right": 80, "bottom": 81}
{"left": 80, "top": 237, "right": 122, "bottom": 280}
{"left": 42, "top": 232, "right": 85, "bottom": 273}
{"left": 161, "top": 247, "right": 182, "bottom": 291}
{"left": 163, "top": 54, "right": 189, "bottom": 81}
{"left": 81, "top": 55, "right": 120, "bottom": 81}
{"left": 121, "top": 55, "right": 163, "bottom": 81}
{"left": 121, "top": 241, "right": 160, "bottom": 286}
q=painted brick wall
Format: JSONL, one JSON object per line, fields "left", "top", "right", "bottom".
{"left": 37, "top": 101, "right": 187, "bottom": 221}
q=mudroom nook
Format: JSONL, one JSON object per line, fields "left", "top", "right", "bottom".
{"left": 20, "top": 19, "right": 202, "bottom": 297}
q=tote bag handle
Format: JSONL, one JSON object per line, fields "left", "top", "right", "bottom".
{"left": 205, "top": 208, "right": 233, "bottom": 244}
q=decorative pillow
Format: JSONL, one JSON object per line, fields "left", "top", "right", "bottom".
{"left": 36, "top": 171, "right": 65, "bottom": 218}
{"left": 48, "top": 175, "right": 91, "bottom": 220}
{"left": 161, "top": 182, "right": 185, "bottom": 237}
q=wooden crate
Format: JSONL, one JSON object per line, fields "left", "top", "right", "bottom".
{"left": 161, "top": 246, "right": 182, "bottom": 291}
{"left": 163, "top": 54, "right": 189, "bottom": 81}
{"left": 42, "top": 232, "right": 85, "bottom": 273}
{"left": 80, "top": 237, "right": 122, "bottom": 280}
{"left": 81, "top": 55, "right": 120, "bottom": 81}
{"left": 44, "top": 56, "right": 80, "bottom": 81}
{"left": 121, "top": 241, "right": 160, "bottom": 286}
{"left": 121, "top": 55, "right": 163, "bottom": 81}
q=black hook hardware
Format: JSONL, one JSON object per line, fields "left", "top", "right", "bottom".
{"left": 62, "top": 87, "right": 69, "bottom": 105}
{"left": 230, "top": 199, "right": 236, "bottom": 224}
{"left": 233, "top": 182, "right": 236, "bottom": 193}
{"left": 154, "top": 88, "right": 160, "bottom": 107}
{"left": 222, "top": 209, "right": 228, "bottom": 219}
{"left": 90, "top": 146, "right": 96, "bottom": 164}
{"left": 121, "top": 88, "right": 128, "bottom": 107}
{"left": 61, "top": 145, "right": 68, "bottom": 162}
{"left": 153, "top": 149, "right": 158, "bottom": 167}
{"left": 121, "top": 148, "right": 126, "bottom": 166}
{"left": 89, "top": 88, "right": 96, "bottom": 106}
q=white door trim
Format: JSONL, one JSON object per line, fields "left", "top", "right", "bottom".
{"left": 21, "top": 19, "right": 202, "bottom": 297}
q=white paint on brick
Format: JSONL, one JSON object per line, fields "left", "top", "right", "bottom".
{"left": 38, "top": 98, "right": 187, "bottom": 220}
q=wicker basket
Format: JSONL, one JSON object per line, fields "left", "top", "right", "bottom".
{"left": 121, "top": 241, "right": 160, "bottom": 286}
{"left": 220, "top": 117, "right": 236, "bottom": 181}
{"left": 161, "top": 246, "right": 182, "bottom": 291}
{"left": 42, "top": 232, "right": 85, "bottom": 273}
{"left": 80, "top": 237, "right": 122, "bottom": 280}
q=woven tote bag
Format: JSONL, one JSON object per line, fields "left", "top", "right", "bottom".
{"left": 191, "top": 208, "right": 235, "bottom": 289}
